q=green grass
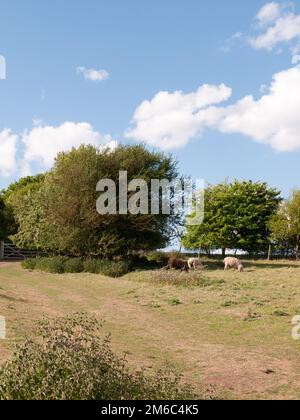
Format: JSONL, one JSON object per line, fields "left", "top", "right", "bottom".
{"left": 1, "top": 260, "right": 300, "bottom": 400}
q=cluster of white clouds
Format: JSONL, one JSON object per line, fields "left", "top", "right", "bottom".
{"left": 222, "top": 2, "right": 300, "bottom": 62}
{"left": 125, "top": 84, "right": 232, "bottom": 149}
{"left": 2, "top": 2, "right": 300, "bottom": 180}
{"left": 126, "top": 65, "right": 300, "bottom": 152}
{"left": 250, "top": 1, "right": 300, "bottom": 63}
{"left": 0, "top": 122, "right": 116, "bottom": 178}
{"left": 256, "top": 2, "right": 282, "bottom": 25}
{"left": 126, "top": 2, "right": 300, "bottom": 152}
{"left": 77, "top": 66, "right": 109, "bottom": 82}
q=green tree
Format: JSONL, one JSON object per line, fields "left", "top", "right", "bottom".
{"left": 268, "top": 202, "right": 291, "bottom": 257}
{"left": 288, "top": 191, "right": 300, "bottom": 259}
{"left": 1, "top": 174, "right": 45, "bottom": 202}
{"left": 0, "top": 197, "right": 15, "bottom": 241}
{"left": 183, "top": 180, "right": 281, "bottom": 256}
{"left": 1, "top": 175, "right": 46, "bottom": 247}
{"left": 10, "top": 145, "right": 181, "bottom": 257}
{"left": 269, "top": 191, "right": 300, "bottom": 259}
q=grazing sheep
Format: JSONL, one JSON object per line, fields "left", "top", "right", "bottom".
{"left": 188, "top": 258, "right": 205, "bottom": 271}
{"left": 224, "top": 257, "right": 244, "bottom": 272}
{"left": 166, "top": 257, "right": 189, "bottom": 272}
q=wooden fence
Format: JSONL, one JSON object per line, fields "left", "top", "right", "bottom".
{"left": 0, "top": 241, "right": 38, "bottom": 261}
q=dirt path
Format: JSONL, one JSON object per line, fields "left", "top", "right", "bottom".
{"left": 0, "top": 262, "right": 14, "bottom": 268}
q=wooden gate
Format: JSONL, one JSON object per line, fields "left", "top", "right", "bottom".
{"left": 0, "top": 241, "right": 37, "bottom": 261}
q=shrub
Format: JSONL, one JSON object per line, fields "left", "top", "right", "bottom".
{"left": 83, "top": 259, "right": 130, "bottom": 277}
{"left": 0, "top": 314, "right": 194, "bottom": 400}
{"left": 35, "top": 256, "right": 68, "bottom": 274}
{"left": 22, "top": 257, "right": 130, "bottom": 277}
{"left": 63, "top": 258, "right": 84, "bottom": 273}
{"left": 99, "top": 261, "right": 130, "bottom": 278}
{"left": 82, "top": 258, "right": 105, "bottom": 274}
{"left": 21, "top": 258, "right": 37, "bottom": 270}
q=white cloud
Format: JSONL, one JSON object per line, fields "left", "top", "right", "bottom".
{"left": 77, "top": 66, "right": 109, "bottom": 82}
{"left": 0, "top": 120, "right": 117, "bottom": 180}
{"left": 125, "top": 84, "right": 232, "bottom": 149}
{"left": 126, "top": 66, "right": 300, "bottom": 152}
{"left": 0, "top": 129, "right": 17, "bottom": 177}
{"left": 250, "top": 2, "right": 300, "bottom": 53}
{"left": 208, "top": 66, "right": 300, "bottom": 151}
{"left": 256, "top": 2, "right": 281, "bottom": 25}
{"left": 22, "top": 121, "right": 115, "bottom": 168}
{"left": 221, "top": 32, "right": 243, "bottom": 53}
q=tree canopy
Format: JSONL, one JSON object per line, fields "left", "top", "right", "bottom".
{"left": 182, "top": 180, "right": 281, "bottom": 256}
{"left": 0, "top": 174, "right": 45, "bottom": 242}
{"left": 269, "top": 190, "right": 300, "bottom": 259}
{"left": 8, "top": 145, "right": 180, "bottom": 257}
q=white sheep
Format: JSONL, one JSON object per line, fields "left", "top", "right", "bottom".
{"left": 188, "top": 258, "right": 205, "bottom": 271}
{"left": 224, "top": 257, "right": 244, "bottom": 272}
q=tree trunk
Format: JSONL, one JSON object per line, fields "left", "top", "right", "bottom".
{"left": 222, "top": 248, "right": 226, "bottom": 259}
{"left": 296, "top": 235, "right": 299, "bottom": 261}
{"left": 267, "top": 244, "right": 272, "bottom": 261}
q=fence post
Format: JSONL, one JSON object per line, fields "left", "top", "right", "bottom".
{"left": 0, "top": 241, "right": 4, "bottom": 260}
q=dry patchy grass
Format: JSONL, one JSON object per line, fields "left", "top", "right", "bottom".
{"left": 0, "top": 260, "right": 300, "bottom": 400}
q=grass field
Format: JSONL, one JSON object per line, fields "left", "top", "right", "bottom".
{"left": 0, "top": 260, "right": 300, "bottom": 400}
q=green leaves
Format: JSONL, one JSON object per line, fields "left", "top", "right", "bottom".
{"left": 269, "top": 190, "right": 300, "bottom": 258}
{"left": 6, "top": 145, "right": 180, "bottom": 258}
{"left": 183, "top": 180, "right": 281, "bottom": 254}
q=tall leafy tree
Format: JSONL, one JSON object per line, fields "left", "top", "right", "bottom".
{"left": 288, "top": 191, "right": 300, "bottom": 259}
{"left": 183, "top": 180, "right": 281, "bottom": 256}
{"left": 1, "top": 175, "right": 46, "bottom": 245}
{"left": 269, "top": 191, "right": 300, "bottom": 259}
{"left": 0, "top": 197, "right": 15, "bottom": 241}
{"left": 10, "top": 145, "right": 181, "bottom": 257}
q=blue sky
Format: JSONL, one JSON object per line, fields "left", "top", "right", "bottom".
{"left": 1, "top": 0, "right": 300, "bottom": 196}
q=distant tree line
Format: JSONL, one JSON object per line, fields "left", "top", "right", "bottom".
{"left": 0, "top": 144, "right": 300, "bottom": 260}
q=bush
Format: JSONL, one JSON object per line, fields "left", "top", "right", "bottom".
{"left": 82, "top": 258, "right": 104, "bottom": 274}
{"left": 21, "top": 258, "right": 37, "bottom": 270}
{"left": 35, "top": 256, "right": 68, "bottom": 274}
{"left": 22, "top": 257, "right": 130, "bottom": 277}
{"left": 83, "top": 259, "right": 130, "bottom": 277}
{"left": 99, "top": 261, "right": 130, "bottom": 278}
{"left": 63, "top": 258, "right": 84, "bottom": 273}
{"left": 0, "top": 314, "right": 194, "bottom": 400}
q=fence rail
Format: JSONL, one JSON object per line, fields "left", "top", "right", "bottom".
{"left": 0, "top": 241, "right": 38, "bottom": 261}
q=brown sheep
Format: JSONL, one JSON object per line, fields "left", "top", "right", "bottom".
{"left": 166, "top": 257, "right": 189, "bottom": 272}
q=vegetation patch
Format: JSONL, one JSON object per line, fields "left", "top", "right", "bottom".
{"left": 127, "top": 270, "right": 224, "bottom": 288}
{"left": 244, "top": 310, "right": 262, "bottom": 322}
{"left": 168, "top": 298, "right": 183, "bottom": 306}
{"left": 222, "top": 300, "right": 238, "bottom": 308}
{"left": 0, "top": 314, "right": 195, "bottom": 400}
{"left": 22, "top": 257, "right": 130, "bottom": 278}
{"left": 273, "top": 309, "right": 290, "bottom": 317}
